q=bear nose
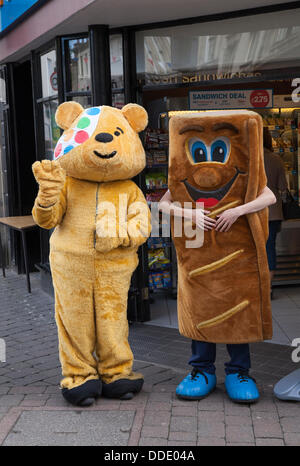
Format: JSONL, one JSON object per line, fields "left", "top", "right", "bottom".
{"left": 95, "top": 132, "right": 113, "bottom": 143}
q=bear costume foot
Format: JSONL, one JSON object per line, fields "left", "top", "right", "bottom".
{"left": 62, "top": 379, "right": 102, "bottom": 407}
{"left": 102, "top": 378, "right": 144, "bottom": 399}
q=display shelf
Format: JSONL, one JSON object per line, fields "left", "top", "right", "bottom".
{"left": 274, "top": 148, "right": 297, "bottom": 154}
{"left": 145, "top": 164, "right": 169, "bottom": 169}
{"left": 145, "top": 146, "right": 168, "bottom": 149}
{"left": 148, "top": 243, "right": 172, "bottom": 249}
{"left": 143, "top": 125, "right": 177, "bottom": 300}
{"left": 149, "top": 287, "right": 173, "bottom": 293}
{"left": 273, "top": 254, "right": 300, "bottom": 285}
{"left": 149, "top": 265, "right": 171, "bottom": 272}
{"left": 267, "top": 125, "right": 285, "bottom": 130}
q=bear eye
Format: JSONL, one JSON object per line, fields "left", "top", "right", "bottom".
{"left": 187, "top": 138, "right": 208, "bottom": 163}
{"left": 114, "top": 127, "right": 124, "bottom": 137}
{"left": 210, "top": 137, "right": 230, "bottom": 163}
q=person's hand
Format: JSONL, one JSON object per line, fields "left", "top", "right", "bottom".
{"left": 215, "top": 207, "right": 241, "bottom": 232}
{"left": 32, "top": 160, "right": 66, "bottom": 207}
{"left": 192, "top": 209, "right": 216, "bottom": 231}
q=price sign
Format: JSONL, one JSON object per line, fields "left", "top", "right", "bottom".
{"left": 189, "top": 89, "right": 273, "bottom": 110}
{"left": 250, "top": 90, "right": 270, "bottom": 107}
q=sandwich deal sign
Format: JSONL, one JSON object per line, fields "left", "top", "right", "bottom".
{"left": 189, "top": 89, "right": 273, "bottom": 110}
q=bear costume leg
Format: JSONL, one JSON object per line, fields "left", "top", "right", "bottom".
{"left": 94, "top": 253, "right": 143, "bottom": 399}
{"left": 51, "top": 252, "right": 101, "bottom": 405}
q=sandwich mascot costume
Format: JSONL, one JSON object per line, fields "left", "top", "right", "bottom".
{"left": 32, "top": 102, "right": 151, "bottom": 406}
{"left": 168, "top": 110, "right": 272, "bottom": 403}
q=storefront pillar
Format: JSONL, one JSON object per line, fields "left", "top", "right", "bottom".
{"left": 123, "top": 27, "right": 137, "bottom": 104}
{"left": 88, "top": 24, "right": 112, "bottom": 107}
{"left": 121, "top": 28, "right": 151, "bottom": 321}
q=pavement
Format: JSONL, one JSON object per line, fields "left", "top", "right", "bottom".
{"left": 0, "top": 270, "right": 300, "bottom": 446}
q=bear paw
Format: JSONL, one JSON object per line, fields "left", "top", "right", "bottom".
{"left": 102, "top": 378, "right": 144, "bottom": 399}
{"left": 95, "top": 236, "right": 122, "bottom": 253}
{"left": 62, "top": 379, "right": 102, "bottom": 407}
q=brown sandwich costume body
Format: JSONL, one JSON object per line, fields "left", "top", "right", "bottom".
{"left": 168, "top": 110, "right": 272, "bottom": 344}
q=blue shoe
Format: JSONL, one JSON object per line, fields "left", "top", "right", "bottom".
{"left": 176, "top": 369, "right": 217, "bottom": 400}
{"left": 225, "top": 372, "right": 260, "bottom": 404}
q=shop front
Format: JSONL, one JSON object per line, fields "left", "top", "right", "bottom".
{"left": 1, "top": 1, "right": 300, "bottom": 323}
{"left": 135, "top": 7, "right": 300, "bottom": 323}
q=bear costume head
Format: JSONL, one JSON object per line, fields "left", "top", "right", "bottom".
{"left": 53, "top": 102, "right": 148, "bottom": 182}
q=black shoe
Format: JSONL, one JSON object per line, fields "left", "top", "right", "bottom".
{"left": 62, "top": 379, "right": 102, "bottom": 407}
{"left": 78, "top": 397, "right": 96, "bottom": 407}
{"left": 102, "top": 378, "right": 144, "bottom": 399}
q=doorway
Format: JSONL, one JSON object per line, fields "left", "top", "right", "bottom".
{"left": 9, "top": 60, "right": 41, "bottom": 273}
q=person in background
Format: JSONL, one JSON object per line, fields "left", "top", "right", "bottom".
{"left": 263, "top": 127, "right": 288, "bottom": 299}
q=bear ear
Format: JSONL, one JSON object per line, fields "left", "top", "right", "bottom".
{"left": 55, "top": 101, "right": 84, "bottom": 130}
{"left": 121, "top": 103, "right": 148, "bottom": 133}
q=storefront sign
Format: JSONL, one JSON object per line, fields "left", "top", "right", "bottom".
{"left": 189, "top": 89, "right": 273, "bottom": 110}
{"left": 50, "top": 71, "right": 58, "bottom": 92}
{"left": 140, "top": 66, "right": 300, "bottom": 88}
{"left": 141, "top": 71, "right": 263, "bottom": 86}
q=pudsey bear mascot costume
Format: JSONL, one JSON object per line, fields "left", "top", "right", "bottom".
{"left": 32, "top": 102, "right": 151, "bottom": 406}
{"left": 168, "top": 110, "right": 272, "bottom": 402}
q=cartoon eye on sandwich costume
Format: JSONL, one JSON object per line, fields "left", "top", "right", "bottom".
{"left": 32, "top": 102, "right": 151, "bottom": 406}
{"left": 168, "top": 110, "right": 272, "bottom": 403}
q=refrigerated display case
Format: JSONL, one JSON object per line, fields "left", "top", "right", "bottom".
{"left": 256, "top": 107, "right": 300, "bottom": 204}
{"left": 142, "top": 127, "right": 177, "bottom": 300}
{"left": 256, "top": 106, "right": 300, "bottom": 284}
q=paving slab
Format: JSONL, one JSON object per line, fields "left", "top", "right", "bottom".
{"left": 3, "top": 410, "right": 135, "bottom": 446}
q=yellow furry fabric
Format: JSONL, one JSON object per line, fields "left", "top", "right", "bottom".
{"left": 32, "top": 160, "right": 66, "bottom": 208}
{"left": 168, "top": 110, "right": 272, "bottom": 343}
{"left": 32, "top": 103, "right": 151, "bottom": 389}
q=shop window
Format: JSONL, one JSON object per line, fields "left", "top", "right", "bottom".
{"left": 0, "top": 67, "right": 7, "bottom": 105}
{"left": 42, "top": 99, "right": 60, "bottom": 160}
{"left": 0, "top": 66, "right": 10, "bottom": 264}
{"left": 110, "top": 34, "right": 124, "bottom": 90}
{"left": 110, "top": 34, "right": 125, "bottom": 109}
{"left": 40, "top": 50, "right": 57, "bottom": 98}
{"left": 112, "top": 93, "right": 125, "bottom": 110}
{"left": 62, "top": 36, "right": 92, "bottom": 108}
{"left": 33, "top": 47, "right": 60, "bottom": 264}
{"left": 66, "top": 38, "right": 91, "bottom": 93}
{"left": 69, "top": 95, "right": 92, "bottom": 109}
{"left": 37, "top": 48, "right": 59, "bottom": 161}
{"left": 136, "top": 8, "right": 300, "bottom": 87}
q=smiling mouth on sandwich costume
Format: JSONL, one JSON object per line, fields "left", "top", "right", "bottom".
{"left": 54, "top": 106, "right": 102, "bottom": 160}
{"left": 181, "top": 167, "right": 244, "bottom": 208}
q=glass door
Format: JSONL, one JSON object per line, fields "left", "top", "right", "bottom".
{"left": 0, "top": 65, "right": 11, "bottom": 267}
{"left": 32, "top": 44, "right": 59, "bottom": 266}
{"left": 62, "top": 35, "right": 92, "bottom": 108}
